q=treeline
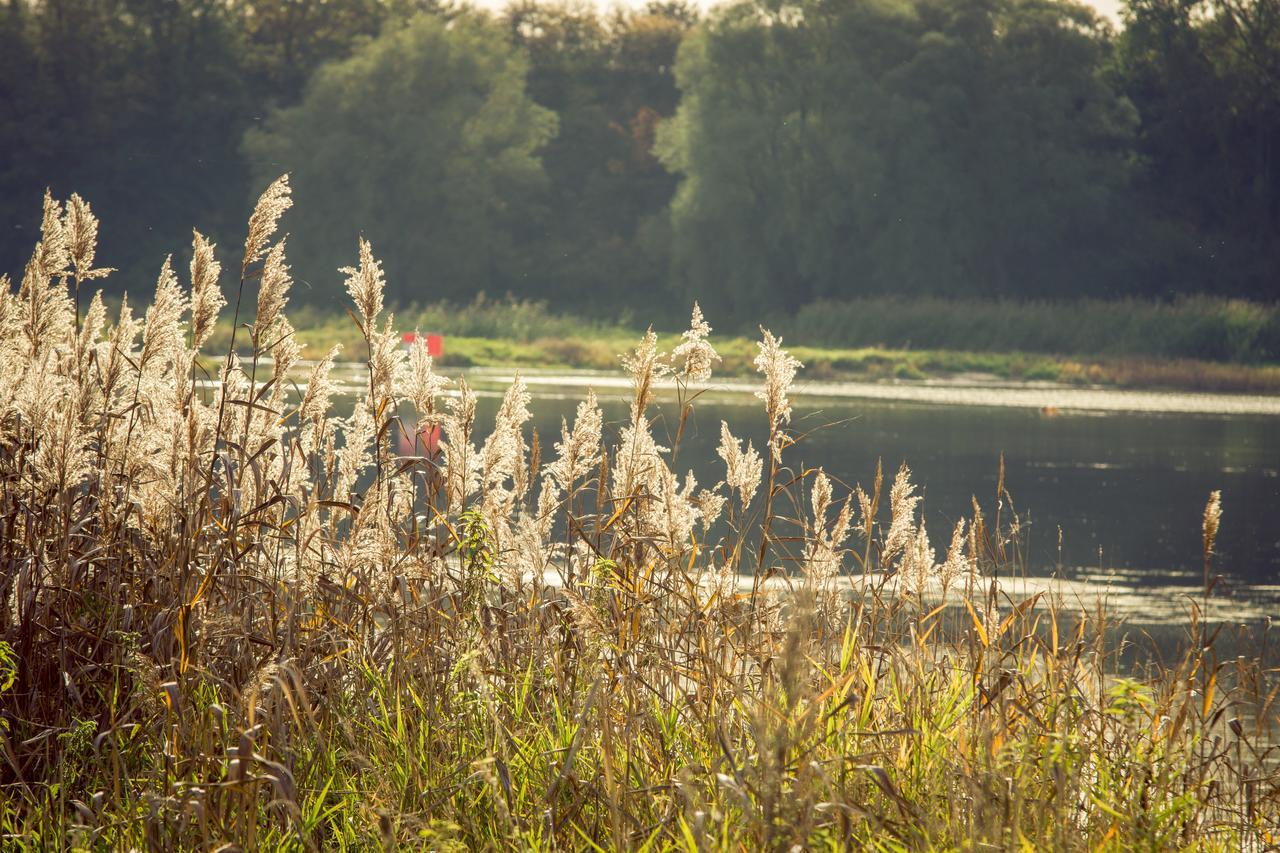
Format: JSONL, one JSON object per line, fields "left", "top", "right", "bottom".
{"left": 1, "top": 0, "right": 1277, "bottom": 324}
{"left": 786, "top": 296, "right": 1280, "bottom": 363}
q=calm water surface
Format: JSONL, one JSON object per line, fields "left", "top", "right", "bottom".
{"left": 324, "top": 365, "right": 1280, "bottom": 623}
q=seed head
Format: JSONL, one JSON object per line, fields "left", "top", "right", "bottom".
{"left": 340, "top": 237, "right": 386, "bottom": 331}
{"left": 243, "top": 175, "right": 292, "bottom": 269}
{"left": 140, "top": 256, "right": 188, "bottom": 371}
{"left": 546, "top": 390, "right": 603, "bottom": 491}
{"left": 1203, "top": 490, "right": 1222, "bottom": 559}
{"left": 399, "top": 331, "right": 451, "bottom": 421}
{"left": 299, "top": 344, "right": 341, "bottom": 431}
{"left": 717, "top": 421, "right": 762, "bottom": 510}
{"left": 672, "top": 302, "right": 719, "bottom": 382}
{"left": 754, "top": 327, "right": 802, "bottom": 457}
{"left": 65, "top": 194, "right": 113, "bottom": 282}
{"left": 621, "top": 328, "right": 668, "bottom": 417}
{"left": 882, "top": 463, "right": 920, "bottom": 568}
{"left": 255, "top": 240, "right": 291, "bottom": 336}
{"left": 189, "top": 231, "right": 224, "bottom": 351}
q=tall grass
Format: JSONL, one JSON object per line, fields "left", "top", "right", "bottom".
{"left": 1, "top": 184, "right": 1277, "bottom": 850}
{"left": 788, "top": 297, "right": 1280, "bottom": 364}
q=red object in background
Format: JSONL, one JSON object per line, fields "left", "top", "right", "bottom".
{"left": 398, "top": 422, "right": 442, "bottom": 459}
{"left": 402, "top": 332, "right": 443, "bottom": 357}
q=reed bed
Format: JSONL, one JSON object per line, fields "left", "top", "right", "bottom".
{"left": 1, "top": 181, "right": 1277, "bottom": 850}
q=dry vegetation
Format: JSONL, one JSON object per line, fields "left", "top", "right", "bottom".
{"left": 1, "top": 181, "right": 1278, "bottom": 850}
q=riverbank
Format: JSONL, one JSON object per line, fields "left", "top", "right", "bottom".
{"left": 437, "top": 336, "right": 1280, "bottom": 395}
{"left": 491, "top": 369, "right": 1280, "bottom": 415}
{"left": 199, "top": 298, "right": 1280, "bottom": 395}
{"left": 247, "top": 329, "right": 1280, "bottom": 396}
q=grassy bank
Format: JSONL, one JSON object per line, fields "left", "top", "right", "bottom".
{"left": 203, "top": 298, "right": 1280, "bottom": 394}
{"left": 432, "top": 335, "right": 1280, "bottom": 394}
{"left": 789, "top": 296, "right": 1280, "bottom": 365}
{"left": 2, "top": 189, "right": 1278, "bottom": 849}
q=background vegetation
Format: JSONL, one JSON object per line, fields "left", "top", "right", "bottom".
{"left": 1, "top": 187, "right": 1276, "bottom": 850}
{"left": 1, "top": 0, "right": 1277, "bottom": 330}
{"left": 197, "top": 295, "right": 1280, "bottom": 394}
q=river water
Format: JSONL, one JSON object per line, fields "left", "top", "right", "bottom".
{"left": 317, "top": 364, "right": 1280, "bottom": 626}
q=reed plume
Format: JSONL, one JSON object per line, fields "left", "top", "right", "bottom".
{"left": 672, "top": 301, "right": 719, "bottom": 382}
{"left": 242, "top": 174, "right": 292, "bottom": 269}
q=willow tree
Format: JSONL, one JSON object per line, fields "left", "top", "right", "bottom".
{"left": 244, "top": 12, "right": 557, "bottom": 304}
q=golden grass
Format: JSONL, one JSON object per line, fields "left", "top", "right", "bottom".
{"left": 1, "top": 186, "right": 1277, "bottom": 850}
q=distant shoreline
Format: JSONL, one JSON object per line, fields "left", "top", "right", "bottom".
{"left": 223, "top": 342, "right": 1280, "bottom": 402}
{"left": 213, "top": 357, "right": 1280, "bottom": 416}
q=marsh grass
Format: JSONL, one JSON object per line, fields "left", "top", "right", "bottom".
{"left": 1, "top": 185, "right": 1277, "bottom": 850}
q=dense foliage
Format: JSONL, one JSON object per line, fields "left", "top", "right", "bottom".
{"left": 243, "top": 14, "right": 556, "bottom": 303}
{"left": 1, "top": 0, "right": 1277, "bottom": 322}
{"left": 658, "top": 0, "right": 1141, "bottom": 316}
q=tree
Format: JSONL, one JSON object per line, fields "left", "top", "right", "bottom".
{"left": 243, "top": 12, "right": 557, "bottom": 305}
{"left": 1115, "top": 0, "right": 1280, "bottom": 297}
{"left": 230, "top": 0, "right": 463, "bottom": 103}
{"left": 501, "top": 1, "right": 695, "bottom": 315}
{"left": 0, "top": 0, "right": 249, "bottom": 286}
{"left": 658, "top": 0, "right": 1140, "bottom": 320}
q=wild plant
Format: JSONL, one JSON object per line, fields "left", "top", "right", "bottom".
{"left": 0, "top": 184, "right": 1276, "bottom": 850}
